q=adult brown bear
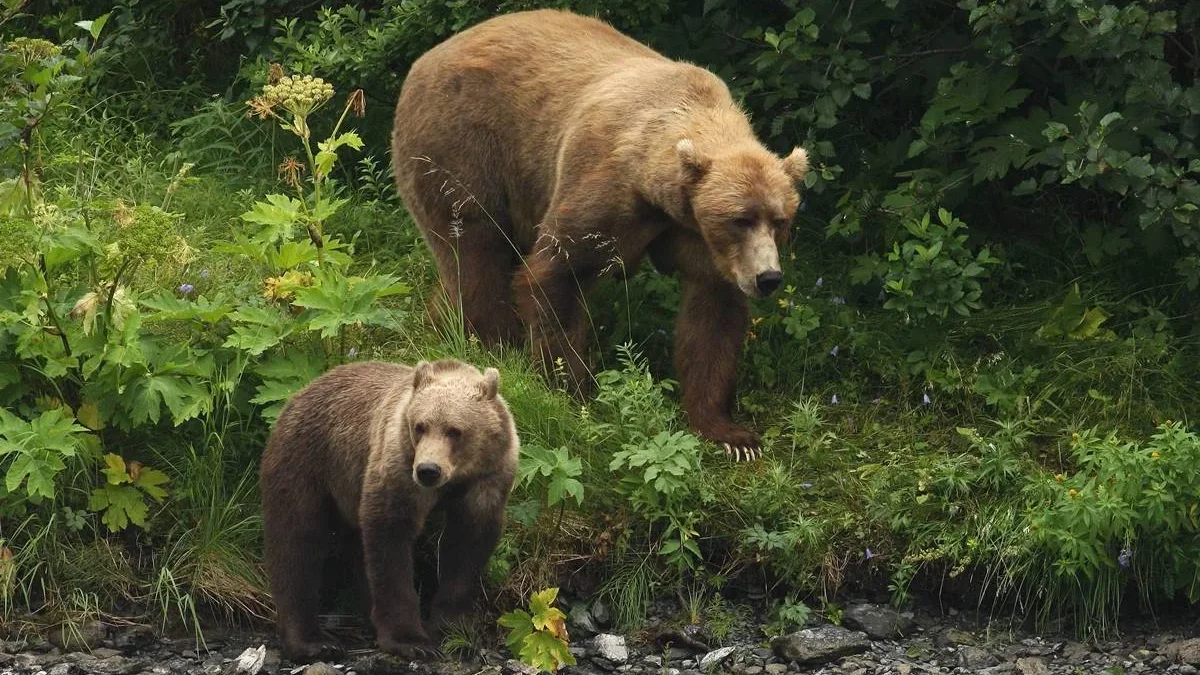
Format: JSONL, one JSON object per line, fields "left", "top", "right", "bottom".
{"left": 391, "top": 9, "right": 809, "bottom": 461}
{"left": 260, "top": 359, "right": 519, "bottom": 662}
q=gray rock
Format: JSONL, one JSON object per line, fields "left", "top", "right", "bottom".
{"left": 47, "top": 664, "right": 77, "bottom": 675}
{"left": 1180, "top": 665, "right": 1198, "bottom": 675}
{"left": 224, "top": 646, "right": 265, "bottom": 675}
{"left": 978, "top": 665, "right": 1016, "bottom": 675}
{"left": 48, "top": 622, "right": 107, "bottom": 652}
{"left": 1165, "top": 639, "right": 1200, "bottom": 666}
{"left": 84, "top": 656, "right": 146, "bottom": 675}
{"left": 1060, "top": 641, "right": 1092, "bottom": 663}
{"left": 301, "top": 664, "right": 340, "bottom": 675}
{"left": 698, "top": 647, "right": 736, "bottom": 669}
{"left": 590, "top": 600, "right": 612, "bottom": 627}
{"left": 568, "top": 603, "right": 599, "bottom": 637}
{"left": 591, "top": 635, "right": 628, "bottom": 664}
{"left": 743, "top": 667, "right": 762, "bottom": 675}
{"left": 751, "top": 648, "right": 772, "bottom": 660}
{"left": 842, "top": 604, "right": 917, "bottom": 640}
{"left": 957, "top": 646, "right": 999, "bottom": 669}
{"left": 642, "top": 655, "right": 663, "bottom": 667}
{"left": 504, "top": 659, "right": 540, "bottom": 675}
{"left": 1015, "top": 656, "right": 1049, "bottom": 675}
{"left": 770, "top": 625, "right": 871, "bottom": 666}
{"left": 763, "top": 665, "right": 787, "bottom": 675}
{"left": 591, "top": 656, "right": 617, "bottom": 671}
{"left": 934, "top": 628, "right": 974, "bottom": 647}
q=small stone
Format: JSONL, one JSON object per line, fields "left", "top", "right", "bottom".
{"left": 591, "top": 656, "right": 616, "bottom": 672}
{"left": 978, "top": 665, "right": 1016, "bottom": 675}
{"left": 896, "top": 664, "right": 911, "bottom": 675}
{"left": 699, "top": 647, "right": 736, "bottom": 669}
{"left": 47, "top": 664, "right": 76, "bottom": 675}
{"left": 957, "top": 646, "right": 999, "bottom": 669}
{"left": 224, "top": 646, "right": 266, "bottom": 675}
{"left": 667, "top": 646, "right": 694, "bottom": 660}
{"left": 642, "top": 655, "right": 663, "bottom": 667}
{"left": 744, "top": 667, "right": 762, "bottom": 675}
{"left": 770, "top": 625, "right": 870, "bottom": 666}
{"left": 1060, "top": 641, "right": 1091, "bottom": 663}
{"left": 751, "top": 648, "right": 772, "bottom": 660}
{"left": 1015, "top": 656, "right": 1049, "bottom": 675}
{"left": 591, "top": 635, "right": 628, "bottom": 664}
{"left": 842, "top": 604, "right": 917, "bottom": 640}
{"left": 1179, "top": 665, "right": 1198, "bottom": 675}
{"left": 302, "top": 664, "right": 340, "bottom": 675}
{"left": 764, "top": 665, "right": 787, "bottom": 675}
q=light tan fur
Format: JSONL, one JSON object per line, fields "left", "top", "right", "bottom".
{"left": 391, "top": 8, "right": 809, "bottom": 458}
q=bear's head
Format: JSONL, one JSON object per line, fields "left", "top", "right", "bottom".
{"left": 404, "top": 359, "right": 513, "bottom": 489}
{"left": 676, "top": 138, "right": 808, "bottom": 298}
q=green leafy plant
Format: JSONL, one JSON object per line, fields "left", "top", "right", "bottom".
{"left": 88, "top": 453, "right": 170, "bottom": 532}
{"left": 516, "top": 444, "right": 585, "bottom": 509}
{"left": 497, "top": 587, "right": 576, "bottom": 674}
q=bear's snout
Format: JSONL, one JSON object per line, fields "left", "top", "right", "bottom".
{"left": 415, "top": 462, "right": 443, "bottom": 487}
{"left": 755, "top": 270, "right": 783, "bottom": 296}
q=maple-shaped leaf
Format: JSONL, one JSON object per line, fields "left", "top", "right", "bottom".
{"left": 6, "top": 451, "right": 65, "bottom": 500}
{"left": 518, "top": 630, "right": 576, "bottom": 673}
{"left": 89, "top": 483, "right": 150, "bottom": 531}
{"left": 132, "top": 465, "right": 170, "bottom": 501}
{"left": 497, "top": 608, "right": 534, "bottom": 656}
{"left": 101, "top": 453, "right": 131, "bottom": 486}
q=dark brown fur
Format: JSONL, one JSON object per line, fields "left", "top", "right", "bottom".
{"left": 391, "top": 9, "right": 809, "bottom": 457}
{"left": 260, "top": 359, "right": 519, "bottom": 663}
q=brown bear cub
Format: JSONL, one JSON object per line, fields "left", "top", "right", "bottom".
{"left": 391, "top": 9, "right": 809, "bottom": 462}
{"left": 260, "top": 359, "right": 519, "bottom": 663}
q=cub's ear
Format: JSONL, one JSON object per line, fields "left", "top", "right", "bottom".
{"left": 412, "top": 361, "right": 432, "bottom": 391}
{"left": 676, "top": 138, "right": 711, "bottom": 182}
{"left": 781, "top": 146, "right": 810, "bottom": 183}
{"left": 479, "top": 367, "right": 500, "bottom": 400}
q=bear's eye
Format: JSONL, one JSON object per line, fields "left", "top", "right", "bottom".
{"left": 730, "top": 217, "right": 755, "bottom": 229}
{"left": 445, "top": 427, "right": 462, "bottom": 441}
{"left": 413, "top": 422, "right": 427, "bottom": 436}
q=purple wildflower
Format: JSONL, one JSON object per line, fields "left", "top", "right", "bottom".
{"left": 831, "top": 296, "right": 846, "bottom": 305}
{"left": 830, "top": 394, "right": 839, "bottom": 405}
{"left": 830, "top": 345, "right": 839, "bottom": 357}
{"left": 800, "top": 482, "right": 813, "bottom": 489}
{"left": 347, "top": 347, "right": 358, "bottom": 358}
{"left": 178, "top": 283, "right": 194, "bottom": 295}
{"left": 865, "top": 548, "right": 874, "bottom": 560}
{"left": 815, "top": 277, "right": 824, "bottom": 288}
{"left": 922, "top": 392, "right": 931, "bottom": 405}
{"left": 1118, "top": 547, "right": 1132, "bottom": 569}
{"left": 199, "top": 268, "right": 210, "bottom": 279}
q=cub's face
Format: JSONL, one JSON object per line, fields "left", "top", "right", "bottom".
{"left": 678, "top": 139, "right": 808, "bottom": 298}
{"left": 404, "top": 361, "right": 504, "bottom": 489}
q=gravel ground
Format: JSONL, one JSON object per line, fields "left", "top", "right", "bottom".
{"left": 3, "top": 599, "right": 1199, "bottom": 675}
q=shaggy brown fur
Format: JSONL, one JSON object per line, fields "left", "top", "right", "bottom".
{"left": 259, "top": 359, "right": 519, "bottom": 663}
{"left": 390, "top": 9, "right": 809, "bottom": 460}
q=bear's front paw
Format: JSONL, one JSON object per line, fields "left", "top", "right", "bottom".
{"left": 379, "top": 636, "right": 442, "bottom": 661}
{"left": 699, "top": 425, "right": 763, "bottom": 462}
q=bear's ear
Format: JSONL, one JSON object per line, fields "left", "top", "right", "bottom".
{"left": 675, "top": 138, "right": 711, "bottom": 182}
{"left": 412, "top": 361, "right": 432, "bottom": 391}
{"left": 781, "top": 146, "right": 810, "bottom": 184}
{"left": 479, "top": 367, "right": 500, "bottom": 400}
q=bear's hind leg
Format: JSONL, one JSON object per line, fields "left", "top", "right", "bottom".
{"left": 264, "top": 488, "right": 343, "bottom": 663}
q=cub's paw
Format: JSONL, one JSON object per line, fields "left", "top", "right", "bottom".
{"left": 282, "top": 640, "right": 344, "bottom": 664}
{"left": 379, "top": 637, "right": 442, "bottom": 661}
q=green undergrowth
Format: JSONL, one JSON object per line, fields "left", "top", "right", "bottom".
{"left": 3, "top": 5, "right": 1200, "bottom": 649}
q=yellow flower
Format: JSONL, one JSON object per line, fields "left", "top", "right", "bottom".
{"left": 1054, "top": 473, "right": 1065, "bottom": 483}
{"left": 1150, "top": 451, "right": 1161, "bottom": 459}
{"left": 1067, "top": 488, "right": 1079, "bottom": 498}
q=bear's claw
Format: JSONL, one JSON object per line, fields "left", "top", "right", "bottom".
{"left": 379, "top": 638, "right": 442, "bottom": 661}
{"left": 721, "top": 443, "right": 762, "bottom": 462}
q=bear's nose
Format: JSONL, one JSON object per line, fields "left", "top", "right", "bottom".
{"left": 415, "top": 462, "right": 442, "bottom": 487}
{"left": 756, "top": 270, "right": 783, "bottom": 296}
